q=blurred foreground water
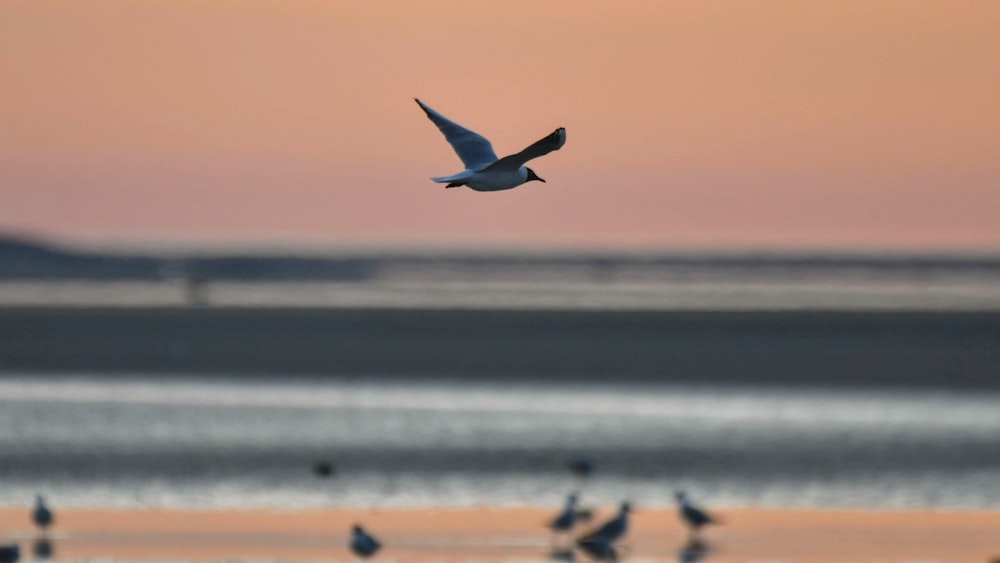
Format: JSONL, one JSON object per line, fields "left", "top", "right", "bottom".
{"left": 2, "top": 374, "right": 998, "bottom": 510}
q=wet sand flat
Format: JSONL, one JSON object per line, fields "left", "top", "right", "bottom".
{"left": 1, "top": 507, "right": 998, "bottom": 562}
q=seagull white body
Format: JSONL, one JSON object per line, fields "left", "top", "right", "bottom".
{"left": 415, "top": 98, "right": 566, "bottom": 192}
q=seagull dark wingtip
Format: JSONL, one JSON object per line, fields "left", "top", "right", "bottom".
{"left": 554, "top": 127, "right": 567, "bottom": 148}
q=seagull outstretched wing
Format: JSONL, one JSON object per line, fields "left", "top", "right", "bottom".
{"left": 486, "top": 127, "right": 566, "bottom": 171}
{"left": 415, "top": 98, "right": 498, "bottom": 170}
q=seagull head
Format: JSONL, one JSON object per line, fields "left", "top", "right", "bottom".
{"left": 674, "top": 491, "right": 688, "bottom": 503}
{"left": 525, "top": 167, "right": 545, "bottom": 183}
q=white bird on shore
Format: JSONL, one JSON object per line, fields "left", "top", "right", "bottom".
{"left": 415, "top": 98, "right": 566, "bottom": 191}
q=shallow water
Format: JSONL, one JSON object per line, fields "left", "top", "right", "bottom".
{"left": 2, "top": 374, "right": 999, "bottom": 510}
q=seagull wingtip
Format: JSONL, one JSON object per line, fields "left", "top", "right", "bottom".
{"left": 414, "top": 98, "right": 433, "bottom": 116}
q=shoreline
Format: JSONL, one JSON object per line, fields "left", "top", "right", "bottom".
{"left": 1, "top": 507, "right": 998, "bottom": 561}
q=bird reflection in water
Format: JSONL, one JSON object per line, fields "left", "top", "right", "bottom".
{"left": 549, "top": 547, "right": 576, "bottom": 563}
{"left": 576, "top": 536, "right": 618, "bottom": 562}
{"left": 32, "top": 538, "right": 54, "bottom": 561}
{"left": 677, "top": 538, "right": 711, "bottom": 563}
{"left": 0, "top": 544, "right": 20, "bottom": 563}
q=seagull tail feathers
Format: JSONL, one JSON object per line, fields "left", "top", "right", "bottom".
{"left": 431, "top": 170, "right": 474, "bottom": 184}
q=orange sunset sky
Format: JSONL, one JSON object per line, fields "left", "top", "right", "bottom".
{"left": 2, "top": 1, "right": 999, "bottom": 250}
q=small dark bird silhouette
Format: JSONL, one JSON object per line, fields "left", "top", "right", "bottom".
{"left": 0, "top": 544, "right": 19, "bottom": 563}
{"left": 578, "top": 502, "right": 631, "bottom": 544}
{"left": 576, "top": 536, "right": 617, "bottom": 562}
{"left": 568, "top": 458, "right": 595, "bottom": 479}
{"left": 313, "top": 461, "right": 336, "bottom": 478}
{"left": 350, "top": 524, "right": 382, "bottom": 558}
{"left": 32, "top": 496, "right": 53, "bottom": 533}
{"left": 549, "top": 493, "right": 579, "bottom": 533}
{"left": 675, "top": 491, "right": 717, "bottom": 536}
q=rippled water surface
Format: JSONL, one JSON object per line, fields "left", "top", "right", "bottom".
{"left": 2, "top": 374, "right": 999, "bottom": 509}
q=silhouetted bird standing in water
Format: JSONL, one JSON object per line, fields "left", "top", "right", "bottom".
{"left": 549, "top": 493, "right": 579, "bottom": 535}
{"left": 566, "top": 458, "right": 596, "bottom": 523}
{"left": 32, "top": 496, "right": 53, "bottom": 535}
{"left": 350, "top": 524, "right": 382, "bottom": 559}
{"left": 675, "top": 491, "right": 717, "bottom": 537}
{"left": 578, "top": 502, "right": 631, "bottom": 544}
{"left": 0, "top": 544, "right": 19, "bottom": 563}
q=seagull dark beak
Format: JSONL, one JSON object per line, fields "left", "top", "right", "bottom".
{"left": 537, "top": 176, "right": 546, "bottom": 183}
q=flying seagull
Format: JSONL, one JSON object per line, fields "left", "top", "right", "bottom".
{"left": 415, "top": 98, "right": 566, "bottom": 191}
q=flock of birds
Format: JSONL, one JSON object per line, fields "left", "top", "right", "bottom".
{"left": 348, "top": 491, "right": 715, "bottom": 562}
{"left": 3, "top": 464, "right": 716, "bottom": 563}
{"left": 343, "top": 458, "right": 719, "bottom": 562}
{"left": 0, "top": 496, "right": 53, "bottom": 563}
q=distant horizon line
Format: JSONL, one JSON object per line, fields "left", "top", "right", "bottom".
{"left": 4, "top": 229, "right": 1000, "bottom": 259}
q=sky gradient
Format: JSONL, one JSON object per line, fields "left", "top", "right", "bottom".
{"left": 3, "top": 1, "right": 999, "bottom": 250}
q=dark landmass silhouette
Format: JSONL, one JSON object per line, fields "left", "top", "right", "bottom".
{"left": 2, "top": 233, "right": 999, "bottom": 283}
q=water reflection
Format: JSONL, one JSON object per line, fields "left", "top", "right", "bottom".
{"left": 576, "top": 537, "right": 618, "bottom": 562}
{"left": 549, "top": 547, "right": 576, "bottom": 563}
{"left": 0, "top": 544, "right": 20, "bottom": 563}
{"left": 31, "top": 539, "right": 53, "bottom": 561}
{"left": 677, "top": 538, "right": 710, "bottom": 563}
